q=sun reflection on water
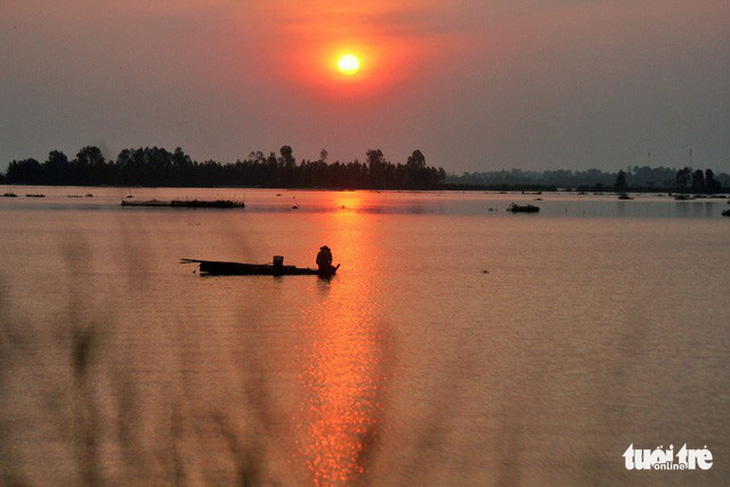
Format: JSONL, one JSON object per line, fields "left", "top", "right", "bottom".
{"left": 296, "top": 206, "right": 386, "bottom": 486}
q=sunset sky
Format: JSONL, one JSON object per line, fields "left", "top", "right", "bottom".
{"left": 1, "top": 0, "right": 728, "bottom": 173}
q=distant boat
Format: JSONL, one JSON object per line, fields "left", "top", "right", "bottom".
{"left": 121, "top": 199, "right": 170, "bottom": 207}
{"left": 618, "top": 193, "right": 634, "bottom": 200}
{"left": 674, "top": 194, "right": 694, "bottom": 201}
{"left": 121, "top": 199, "right": 245, "bottom": 208}
{"left": 25, "top": 193, "right": 45, "bottom": 198}
{"left": 506, "top": 203, "right": 540, "bottom": 213}
{"left": 171, "top": 199, "right": 245, "bottom": 208}
{"left": 2, "top": 192, "right": 18, "bottom": 197}
{"left": 181, "top": 258, "right": 339, "bottom": 277}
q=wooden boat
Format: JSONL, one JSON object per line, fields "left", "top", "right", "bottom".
{"left": 171, "top": 199, "right": 245, "bottom": 208}
{"left": 121, "top": 199, "right": 170, "bottom": 207}
{"left": 506, "top": 203, "right": 540, "bottom": 213}
{"left": 121, "top": 199, "right": 244, "bottom": 208}
{"left": 181, "top": 258, "right": 339, "bottom": 277}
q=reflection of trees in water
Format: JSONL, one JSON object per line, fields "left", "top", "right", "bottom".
{"left": 675, "top": 201, "right": 719, "bottom": 219}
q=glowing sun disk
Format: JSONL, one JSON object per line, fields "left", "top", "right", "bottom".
{"left": 337, "top": 54, "right": 360, "bottom": 76}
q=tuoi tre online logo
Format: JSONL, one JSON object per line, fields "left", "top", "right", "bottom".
{"left": 623, "top": 444, "right": 713, "bottom": 471}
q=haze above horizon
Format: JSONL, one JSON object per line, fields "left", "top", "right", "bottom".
{"left": 1, "top": 1, "right": 728, "bottom": 173}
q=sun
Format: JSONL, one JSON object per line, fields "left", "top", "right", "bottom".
{"left": 337, "top": 54, "right": 360, "bottom": 76}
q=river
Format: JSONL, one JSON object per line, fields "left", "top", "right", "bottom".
{"left": 1, "top": 186, "right": 728, "bottom": 485}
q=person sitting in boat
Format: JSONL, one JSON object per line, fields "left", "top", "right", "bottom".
{"left": 316, "top": 245, "right": 334, "bottom": 272}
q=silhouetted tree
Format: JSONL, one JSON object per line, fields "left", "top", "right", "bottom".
{"left": 72, "top": 146, "right": 106, "bottom": 185}
{"left": 45, "top": 150, "right": 70, "bottom": 185}
{"left": 279, "top": 145, "right": 294, "bottom": 166}
{"left": 631, "top": 165, "right": 677, "bottom": 187}
{"left": 76, "top": 146, "right": 104, "bottom": 166}
{"left": 279, "top": 145, "right": 297, "bottom": 187}
{"left": 366, "top": 149, "right": 390, "bottom": 188}
{"left": 407, "top": 149, "right": 426, "bottom": 168}
{"left": 171, "top": 147, "right": 193, "bottom": 186}
{"left": 676, "top": 167, "right": 691, "bottom": 189}
{"left": 691, "top": 169, "right": 706, "bottom": 191}
{"left": 615, "top": 169, "right": 628, "bottom": 190}
{"left": 6, "top": 158, "right": 42, "bottom": 184}
{"left": 401, "top": 149, "right": 444, "bottom": 189}
{"left": 705, "top": 169, "right": 721, "bottom": 192}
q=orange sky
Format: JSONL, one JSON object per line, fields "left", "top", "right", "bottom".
{"left": 232, "top": 0, "right": 469, "bottom": 99}
{"left": 1, "top": 0, "right": 729, "bottom": 172}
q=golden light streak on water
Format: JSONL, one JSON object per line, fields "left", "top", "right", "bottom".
{"left": 295, "top": 208, "right": 385, "bottom": 485}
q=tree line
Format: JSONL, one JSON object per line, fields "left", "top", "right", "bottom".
{"left": 1, "top": 146, "right": 446, "bottom": 190}
{"left": 614, "top": 167, "right": 724, "bottom": 192}
{"left": 3, "top": 147, "right": 727, "bottom": 191}
{"left": 449, "top": 166, "right": 729, "bottom": 191}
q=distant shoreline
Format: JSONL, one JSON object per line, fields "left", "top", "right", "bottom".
{"left": 2, "top": 182, "right": 728, "bottom": 196}
{"left": 4, "top": 146, "right": 729, "bottom": 193}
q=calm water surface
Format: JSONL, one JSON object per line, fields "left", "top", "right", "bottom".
{"left": 1, "top": 187, "right": 729, "bottom": 485}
